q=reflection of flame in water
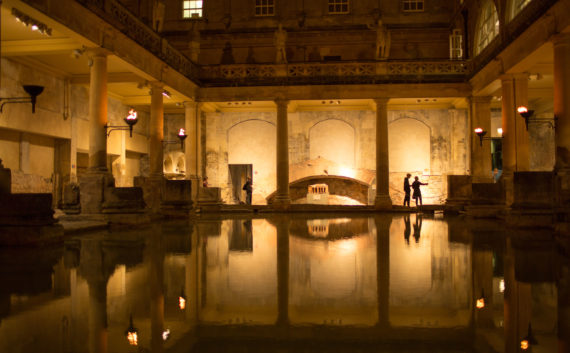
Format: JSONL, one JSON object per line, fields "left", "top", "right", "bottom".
{"left": 127, "top": 332, "right": 138, "bottom": 346}
{"left": 476, "top": 298, "right": 485, "bottom": 309}
{"left": 499, "top": 279, "right": 505, "bottom": 293}
{"left": 179, "top": 296, "right": 186, "bottom": 310}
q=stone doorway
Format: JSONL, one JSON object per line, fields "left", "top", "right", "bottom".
{"left": 229, "top": 164, "right": 252, "bottom": 204}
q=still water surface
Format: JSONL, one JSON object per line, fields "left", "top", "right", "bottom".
{"left": 0, "top": 214, "right": 562, "bottom": 353}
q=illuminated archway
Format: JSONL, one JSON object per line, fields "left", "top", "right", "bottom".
{"left": 389, "top": 118, "right": 430, "bottom": 174}
{"left": 309, "top": 119, "right": 355, "bottom": 169}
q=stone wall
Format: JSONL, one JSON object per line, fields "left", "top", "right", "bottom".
{"left": 203, "top": 107, "right": 468, "bottom": 205}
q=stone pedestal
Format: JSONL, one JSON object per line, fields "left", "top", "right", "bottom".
{"left": 465, "top": 182, "right": 505, "bottom": 218}
{"left": 79, "top": 172, "right": 114, "bottom": 214}
{"left": 134, "top": 176, "right": 164, "bottom": 213}
{"left": 0, "top": 160, "right": 11, "bottom": 194}
{"left": 445, "top": 175, "right": 472, "bottom": 211}
{"left": 102, "top": 187, "right": 146, "bottom": 214}
{"left": 197, "top": 187, "right": 223, "bottom": 211}
{"left": 61, "top": 182, "right": 80, "bottom": 215}
{"left": 507, "top": 171, "right": 555, "bottom": 228}
{"left": 161, "top": 180, "right": 193, "bottom": 216}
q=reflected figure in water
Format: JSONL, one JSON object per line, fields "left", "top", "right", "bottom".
{"left": 413, "top": 214, "right": 422, "bottom": 243}
{"left": 403, "top": 215, "right": 411, "bottom": 245}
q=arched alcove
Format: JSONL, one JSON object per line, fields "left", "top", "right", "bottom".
{"left": 228, "top": 120, "right": 276, "bottom": 200}
{"left": 309, "top": 119, "right": 355, "bottom": 169}
{"left": 389, "top": 118, "right": 430, "bottom": 173}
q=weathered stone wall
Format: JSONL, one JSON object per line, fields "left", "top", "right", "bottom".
{"left": 204, "top": 107, "right": 468, "bottom": 205}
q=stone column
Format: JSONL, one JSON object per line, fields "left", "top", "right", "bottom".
{"left": 184, "top": 101, "right": 200, "bottom": 200}
{"left": 80, "top": 49, "right": 112, "bottom": 214}
{"left": 470, "top": 96, "right": 493, "bottom": 183}
{"left": 374, "top": 98, "right": 392, "bottom": 209}
{"left": 501, "top": 73, "right": 530, "bottom": 205}
{"left": 274, "top": 98, "right": 290, "bottom": 206}
{"left": 87, "top": 49, "right": 109, "bottom": 172}
{"left": 19, "top": 133, "right": 30, "bottom": 174}
{"left": 149, "top": 227, "right": 165, "bottom": 353}
{"left": 553, "top": 33, "right": 570, "bottom": 205}
{"left": 149, "top": 82, "right": 164, "bottom": 178}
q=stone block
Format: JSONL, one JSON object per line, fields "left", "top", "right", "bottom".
{"left": 61, "top": 182, "right": 80, "bottom": 214}
{"left": 446, "top": 175, "right": 472, "bottom": 204}
{"left": 134, "top": 176, "right": 164, "bottom": 212}
{"left": 0, "top": 159, "right": 11, "bottom": 194}
{"left": 0, "top": 193, "right": 55, "bottom": 226}
{"left": 472, "top": 182, "right": 504, "bottom": 205}
{"left": 80, "top": 173, "right": 115, "bottom": 214}
{"left": 513, "top": 171, "right": 555, "bottom": 209}
{"left": 102, "top": 187, "right": 145, "bottom": 213}
{"left": 198, "top": 187, "right": 222, "bottom": 205}
{"left": 161, "top": 179, "right": 193, "bottom": 216}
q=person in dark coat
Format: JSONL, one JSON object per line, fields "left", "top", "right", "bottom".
{"left": 411, "top": 176, "right": 428, "bottom": 206}
{"left": 242, "top": 177, "right": 253, "bottom": 205}
{"left": 403, "top": 173, "right": 412, "bottom": 207}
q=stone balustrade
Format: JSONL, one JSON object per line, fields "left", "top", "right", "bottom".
{"left": 200, "top": 60, "right": 469, "bottom": 86}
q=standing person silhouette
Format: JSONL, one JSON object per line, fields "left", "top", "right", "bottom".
{"left": 242, "top": 177, "right": 253, "bottom": 205}
{"left": 403, "top": 215, "right": 411, "bottom": 245}
{"left": 403, "top": 173, "right": 412, "bottom": 207}
{"left": 413, "top": 214, "right": 422, "bottom": 243}
{"left": 411, "top": 176, "right": 428, "bottom": 207}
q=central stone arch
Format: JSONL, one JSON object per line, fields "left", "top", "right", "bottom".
{"left": 266, "top": 175, "right": 370, "bottom": 205}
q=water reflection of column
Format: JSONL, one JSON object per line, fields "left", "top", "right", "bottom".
{"left": 149, "top": 226, "right": 165, "bottom": 353}
{"left": 472, "top": 249, "right": 494, "bottom": 328}
{"left": 559, "top": 256, "right": 570, "bottom": 352}
{"left": 276, "top": 217, "right": 290, "bottom": 326}
{"left": 78, "top": 239, "right": 111, "bottom": 353}
{"left": 504, "top": 238, "right": 531, "bottom": 353}
{"left": 375, "top": 215, "right": 391, "bottom": 327}
{"left": 186, "top": 223, "right": 198, "bottom": 325}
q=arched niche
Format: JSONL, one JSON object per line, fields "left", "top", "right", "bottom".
{"left": 388, "top": 118, "right": 430, "bottom": 173}
{"left": 309, "top": 119, "right": 355, "bottom": 168}
{"left": 228, "top": 119, "right": 276, "bottom": 198}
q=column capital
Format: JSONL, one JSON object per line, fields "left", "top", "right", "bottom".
{"left": 183, "top": 101, "right": 197, "bottom": 109}
{"left": 500, "top": 72, "right": 528, "bottom": 83}
{"left": 373, "top": 97, "right": 390, "bottom": 106}
{"left": 85, "top": 47, "right": 110, "bottom": 59}
{"left": 274, "top": 98, "right": 289, "bottom": 107}
{"left": 149, "top": 81, "right": 164, "bottom": 96}
{"left": 469, "top": 96, "right": 493, "bottom": 104}
{"left": 551, "top": 32, "right": 570, "bottom": 47}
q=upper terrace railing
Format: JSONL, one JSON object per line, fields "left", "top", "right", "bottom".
{"left": 74, "top": 0, "right": 200, "bottom": 81}
{"left": 199, "top": 60, "right": 470, "bottom": 87}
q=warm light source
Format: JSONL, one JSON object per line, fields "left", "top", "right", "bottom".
{"left": 162, "top": 90, "right": 171, "bottom": 98}
{"left": 499, "top": 279, "right": 505, "bottom": 293}
{"left": 125, "top": 315, "right": 138, "bottom": 346}
{"left": 11, "top": 8, "right": 52, "bottom": 35}
{"left": 474, "top": 127, "right": 487, "bottom": 147}
{"left": 497, "top": 128, "right": 503, "bottom": 136}
{"left": 476, "top": 289, "right": 486, "bottom": 309}
{"left": 163, "top": 128, "right": 188, "bottom": 150}
{"left": 517, "top": 105, "right": 534, "bottom": 130}
{"left": 178, "top": 289, "right": 187, "bottom": 310}
{"left": 520, "top": 323, "right": 538, "bottom": 350}
{"left": 0, "top": 85, "right": 44, "bottom": 113}
{"left": 106, "top": 108, "right": 138, "bottom": 137}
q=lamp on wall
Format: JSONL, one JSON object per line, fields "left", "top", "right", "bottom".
{"left": 475, "top": 289, "right": 486, "bottom": 309}
{"left": 163, "top": 128, "right": 188, "bottom": 150}
{"left": 106, "top": 108, "right": 138, "bottom": 137}
{"left": 0, "top": 85, "right": 44, "bottom": 113}
{"left": 517, "top": 106, "right": 534, "bottom": 131}
{"left": 474, "top": 127, "right": 488, "bottom": 147}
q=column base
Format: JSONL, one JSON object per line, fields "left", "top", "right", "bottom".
{"left": 374, "top": 194, "right": 392, "bottom": 210}
{"left": 273, "top": 195, "right": 291, "bottom": 208}
{"left": 79, "top": 171, "right": 114, "bottom": 214}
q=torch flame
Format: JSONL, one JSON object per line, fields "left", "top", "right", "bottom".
{"left": 476, "top": 298, "right": 485, "bottom": 309}
{"left": 520, "top": 339, "right": 529, "bottom": 350}
{"left": 474, "top": 127, "right": 483, "bottom": 134}
{"left": 179, "top": 296, "right": 186, "bottom": 310}
{"left": 127, "top": 332, "right": 138, "bottom": 346}
{"left": 126, "top": 109, "right": 137, "bottom": 121}
{"left": 178, "top": 128, "right": 186, "bottom": 137}
{"left": 517, "top": 106, "right": 528, "bottom": 114}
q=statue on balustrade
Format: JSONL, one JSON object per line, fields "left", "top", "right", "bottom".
{"left": 374, "top": 19, "right": 391, "bottom": 60}
{"left": 274, "top": 24, "right": 288, "bottom": 64}
{"left": 152, "top": 0, "right": 166, "bottom": 32}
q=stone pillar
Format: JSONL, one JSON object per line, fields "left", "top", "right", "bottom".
{"left": 501, "top": 73, "right": 530, "bottom": 205}
{"left": 87, "top": 49, "right": 109, "bottom": 172}
{"left": 80, "top": 49, "right": 113, "bottom": 214}
{"left": 375, "top": 215, "right": 391, "bottom": 327}
{"left": 19, "top": 133, "right": 30, "bottom": 174}
{"left": 276, "top": 217, "right": 290, "bottom": 326}
{"left": 184, "top": 101, "right": 200, "bottom": 201}
{"left": 149, "top": 82, "right": 164, "bottom": 178}
{"left": 374, "top": 98, "right": 392, "bottom": 209}
{"left": 553, "top": 33, "right": 570, "bottom": 205}
{"left": 470, "top": 96, "right": 493, "bottom": 183}
{"left": 70, "top": 114, "right": 78, "bottom": 183}
{"left": 274, "top": 98, "right": 290, "bottom": 206}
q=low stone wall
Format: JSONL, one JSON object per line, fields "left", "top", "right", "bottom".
{"left": 11, "top": 170, "right": 53, "bottom": 194}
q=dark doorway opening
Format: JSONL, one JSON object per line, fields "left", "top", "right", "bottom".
{"left": 228, "top": 164, "right": 252, "bottom": 204}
